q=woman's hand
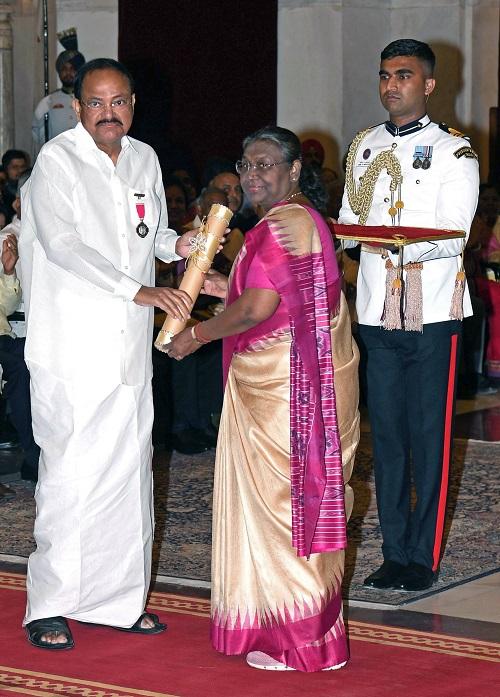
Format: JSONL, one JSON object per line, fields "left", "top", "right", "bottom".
{"left": 1, "top": 234, "right": 18, "bottom": 275}
{"left": 201, "top": 269, "right": 228, "bottom": 298}
{"left": 165, "top": 326, "right": 201, "bottom": 360}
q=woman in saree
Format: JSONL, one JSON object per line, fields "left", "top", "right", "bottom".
{"left": 167, "top": 126, "right": 359, "bottom": 672}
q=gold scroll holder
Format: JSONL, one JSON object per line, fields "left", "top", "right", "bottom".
{"left": 154, "top": 203, "right": 233, "bottom": 351}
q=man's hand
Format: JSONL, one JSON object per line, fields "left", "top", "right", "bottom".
{"left": 1, "top": 235, "right": 18, "bottom": 275}
{"left": 134, "top": 286, "right": 192, "bottom": 321}
{"left": 175, "top": 227, "right": 229, "bottom": 259}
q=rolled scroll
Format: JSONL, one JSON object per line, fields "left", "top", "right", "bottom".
{"left": 154, "top": 203, "right": 233, "bottom": 351}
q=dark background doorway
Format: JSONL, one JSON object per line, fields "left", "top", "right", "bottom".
{"left": 119, "top": 0, "right": 278, "bottom": 184}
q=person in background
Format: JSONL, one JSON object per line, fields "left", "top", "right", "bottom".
{"left": 0, "top": 168, "right": 40, "bottom": 483}
{"left": 32, "top": 29, "right": 85, "bottom": 146}
{"left": 0, "top": 232, "right": 22, "bottom": 502}
{"left": 301, "top": 137, "right": 325, "bottom": 169}
{"left": 172, "top": 167, "right": 198, "bottom": 221}
{"left": 0, "top": 151, "right": 28, "bottom": 224}
{"left": 164, "top": 175, "right": 189, "bottom": 234}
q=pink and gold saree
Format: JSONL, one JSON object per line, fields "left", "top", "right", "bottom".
{"left": 210, "top": 202, "right": 359, "bottom": 672}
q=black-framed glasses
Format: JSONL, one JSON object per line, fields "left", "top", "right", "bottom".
{"left": 235, "top": 159, "right": 288, "bottom": 175}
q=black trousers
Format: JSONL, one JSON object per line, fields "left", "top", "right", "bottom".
{"left": 152, "top": 338, "right": 222, "bottom": 443}
{"left": 0, "top": 335, "right": 40, "bottom": 470}
{"left": 357, "top": 320, "right": 461, "bottom": 571}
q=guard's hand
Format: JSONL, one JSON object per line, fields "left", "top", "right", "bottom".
{"left": 201, "top": 269, "right": 228, "bottom": 299}
{"left": 1, "top": 234, "right": 18, "bottom": 275}
{"left": 165, "top": 326, "right": 200, "bottom": 360}
{"left": 134, "top": 286, "right": 192, "bottom": 321}
{"left": 175, "top": 228, "right": 229, "bottom": 259}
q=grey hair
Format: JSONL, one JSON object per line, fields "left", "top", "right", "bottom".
{"left": 242, "top": 125, "right": 302, "bottom": 164}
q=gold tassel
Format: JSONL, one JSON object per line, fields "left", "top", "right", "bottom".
{"left": 382, "top": 259, "right": 402, "bottom": 330}
{"left": 449, "top": 249, "right": 466, "bottom": 321}
{"left": 449, "top": 269, "right": 466, "bottom": 321}
{"left": 404, "top": 262, "right": 424, "bottom": 332}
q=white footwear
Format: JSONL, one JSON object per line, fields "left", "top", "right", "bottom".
{"left": 246, "top": 651, "right": 295, "bottom": 670}
{"left": 322, "top": 660, "right": 347, "bottom": 671}
{"left": 246, "top": 651, "right": 347, "bottom": 672}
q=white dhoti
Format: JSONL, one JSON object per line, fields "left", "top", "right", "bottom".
{"left": 24, "top": 364, "right": 154, "bottom": 627}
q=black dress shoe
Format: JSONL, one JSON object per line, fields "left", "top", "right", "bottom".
{"left": 395, "top": 562, "right": 435, "bottom": 591}
{"left": 363, "top": 560, "right": 407, "bottom": 589}
{"left": 200, "top": 426, "right": 218, "bottom": 448}
{"left": 170, "top": 429, "right": 210, "bottom": 455}
{"left": 0, "top": 437, "right": 19, "bottom": 450}
{"left": 21, "top": 462, "right": 38, "bottom": 483}
{"left": 0, "top": 482, "right": 16, "bottom": 501}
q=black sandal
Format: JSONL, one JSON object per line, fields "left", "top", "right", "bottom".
{"left": 26, "top": 616, "right": 74, "bottom": 650}
{"left": 113, "top": 612, "right": 166, "bottom": 635}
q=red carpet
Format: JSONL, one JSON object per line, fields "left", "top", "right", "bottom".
{"left": 0, "top": 571, "right": 498, "bottom": 697}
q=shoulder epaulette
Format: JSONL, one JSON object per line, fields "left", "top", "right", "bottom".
{"left": 347, "top": 123, "right": 380, "bottom": 150}
{"left": 439, "top": 123, "right": 470, "bottom": 141}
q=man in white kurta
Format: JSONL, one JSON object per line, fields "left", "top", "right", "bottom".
{"left": 20, "top": 59, "right": 193, "bottom": 648}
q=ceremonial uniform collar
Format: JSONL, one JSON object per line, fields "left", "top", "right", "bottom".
{"left": 384, "top": 114, "right": 430, "bottom": 137}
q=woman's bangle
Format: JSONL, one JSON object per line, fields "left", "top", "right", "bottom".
{"left": 191, "top": 323, "right": 212, "bottom": 344}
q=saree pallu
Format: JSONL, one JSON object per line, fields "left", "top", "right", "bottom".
{"left": 211, "top": 293, "right": 359, "bottom": 672}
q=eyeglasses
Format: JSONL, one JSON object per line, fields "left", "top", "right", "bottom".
{"left": 79, "top": 98, "right": 132, "bottom": 110}
{"left": 235, "top": 159, "right": 288, "bottom": 175}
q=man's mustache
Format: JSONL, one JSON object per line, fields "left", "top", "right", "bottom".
{"left": 96, "top": 118, "right": 123, "bottom": 126}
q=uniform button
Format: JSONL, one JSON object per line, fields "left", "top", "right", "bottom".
{"left": 416, "top": 180, "right": 420, "bottom": 184}
{"left": 121, "top": 330, "right": 125, "bottom": 334}
{"left": 122, "top": 234, "right": 126, "bottom": 238}
{"left": 384, "top": 197, "right": 389, "bottom": 203}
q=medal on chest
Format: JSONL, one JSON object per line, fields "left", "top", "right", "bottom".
{"left": 413, "top": 145, "right": 433, "bottom": 170}
{"left": 134, "top": 193, "right": 149, "bottom": 238}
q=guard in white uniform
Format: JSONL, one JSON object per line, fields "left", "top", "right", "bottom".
{"left": 20, "top": 59, "right": 194, "bottom": 650}
{"left": 32, "top": 47, "right": 85, "bottom": 146}
{"left": 339, "top": 39, "right": 479, "bottom": 592}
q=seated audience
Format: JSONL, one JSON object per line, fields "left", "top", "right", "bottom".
{"left": 471, "top": 184, "right": 500, "bottom": 383}
{"left": 0, "top": 169, "right": 40, "bottom": 482}
{"left": 1, "top": 150, "right": 29, "bottom": 224}
{"left": 0, "top": 233, "right": 22, "bottom": 502}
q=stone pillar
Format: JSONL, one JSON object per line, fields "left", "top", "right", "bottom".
{"left": 278, "top": 0, "right": 344, "bottom": 173}
{"left": 0, "top": 3, "right": 14, "bottom": 154}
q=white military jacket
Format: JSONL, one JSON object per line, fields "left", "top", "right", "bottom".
{"left": 32, "top": 89, "right": 78, "bottom": 145}
{"left": 338, "top": 115, "right": 479, "bottom": 326}
{"left": 20, "top": 122, "right": 180, "bottom": 387}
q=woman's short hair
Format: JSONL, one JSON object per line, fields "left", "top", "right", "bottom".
{"left": 242, "top": 125, "right": 328, "bottom": 212}
{"left": 242, "top": 126, "right": 302, "bottom": 165}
